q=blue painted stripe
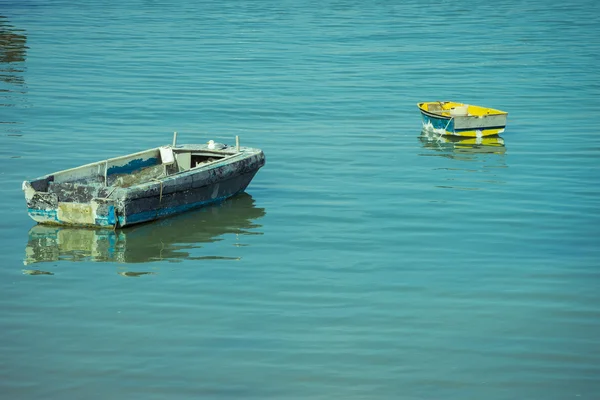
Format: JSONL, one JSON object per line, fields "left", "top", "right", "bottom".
{"left": 107, "top": 157, "right": 158, "bottom": 176}
{"left": 421, "top": 110, "right": 451, "bottom": 120}
{"left": 28, "top": 208, "right": 59, "bottom": 222}
{"left": 28, "top": 208, "right": 116, "bottom": 227}
{"left": 107, "top": 205, "right": 116, "bottom": 225}
{"left": 454, "top": 126, "right": 506, "bottom": 132}
{"left": 93, "top": 217, "right": 116, "bottom": 227}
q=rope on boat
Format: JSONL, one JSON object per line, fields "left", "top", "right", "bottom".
{"left": 151, "top": 178, "right": 164, "bottom": 204}
{"left": 153, "top": 178, "right": 162, "bottom": 204}
{"left": 149, "top": 178, "right": 165, "bottom": 221}
{"left": 443, "top": 117, "right": 453, "bottom": 132}
{"left": 105, "top": 185, "right": 118, "bottom": 199}
{"left": 433, "top": 117, "right": 454, "bottom": 143}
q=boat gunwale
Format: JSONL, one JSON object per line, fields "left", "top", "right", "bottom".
{"left": 417, "top": 102, "right": 508, "bottom": 118}
{"left": 27, "top": 147, "right": 163, "bottom": 183}
{"left": 25, "top": 144, "right": 263, "bottom": 188}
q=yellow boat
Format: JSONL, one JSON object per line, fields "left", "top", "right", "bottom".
{"left": 418, "top": 101, "right": 508, "bottom": 137}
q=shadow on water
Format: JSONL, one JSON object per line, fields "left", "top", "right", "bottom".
{"left": 0, "top": 15, "right": 27, "bottom": 132}
{"left": 24, "top": 193, "right": 266, "bottom": 266}
{"left": 418, "top": 129, "right": 506, "bottom": 161}
{"left": 0, "top": 16, "right": 27, "bottom": 65}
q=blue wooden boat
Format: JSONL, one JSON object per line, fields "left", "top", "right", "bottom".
{"left": 22, "top": 136, "right": 265, "bottom": 228}
{"left": 418, "top": 101, "right": 508, "bottom": 137}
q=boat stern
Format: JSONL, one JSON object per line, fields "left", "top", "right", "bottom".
{"left": 23, "top": 180, "right": 60, "bottom": 225}
{"left": 23, "top": 181, "right": 117, "bottom": 228}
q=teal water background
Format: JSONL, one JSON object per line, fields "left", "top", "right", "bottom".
{"left": 1, "top": 0, "right": 600, "bottom": 398}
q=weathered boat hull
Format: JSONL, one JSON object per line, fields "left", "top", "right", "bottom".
{"left": 117, "top": 169, "right": 259, "bottom": 226}
{"left": 418, "top": 101, "right": 508, "bottom": 137}
{"left": 23, "top": 143, "right": 265, "bottom": 228}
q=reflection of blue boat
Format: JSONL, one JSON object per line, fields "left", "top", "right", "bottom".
{"left": 0, "top": 16, "right": 28, "bottom": 64}
{"left": 24, "top": 193, "right": 265, "bottom": 265}
{"left": 23, "top": 138, "right": 265, "bottom": 228}
{"left": 418, "top": 101, "right": 508, "bottom": 137}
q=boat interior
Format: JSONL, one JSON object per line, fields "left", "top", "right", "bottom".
{"left": 29, "top": 145, "right": 237, "bottom": 193}
{"left": 420, "top": 101, "right": 506, "bottom": 117}
{"left": 102, "top": 146, "right": 236, "bottom": 188}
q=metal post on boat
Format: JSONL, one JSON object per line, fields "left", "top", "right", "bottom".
{"left": 236, "top": 135, "right": 240, "bottom": 152}
{"left": 172, "top": 131, "right": 178, "bottom": 147}
{"left": 104, "top": 161, "right": 108, "bottom": 187}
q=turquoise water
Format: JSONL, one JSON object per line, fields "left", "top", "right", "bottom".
{"left": 2, "top": 0, "right": 600, "bottom": 398}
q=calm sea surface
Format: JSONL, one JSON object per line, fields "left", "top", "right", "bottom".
{"left": 1, "top": 0, "right": 599, "bottom": 398}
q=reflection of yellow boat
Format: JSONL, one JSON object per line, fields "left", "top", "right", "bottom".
{"left": 24, "top": 193, "right": 265, "bottom": 265}
{"left": 418, "top": 101, "right": 508, "bottom": 137}
{"left": 419, "top": 129, "right": 506, "bottom": 156}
